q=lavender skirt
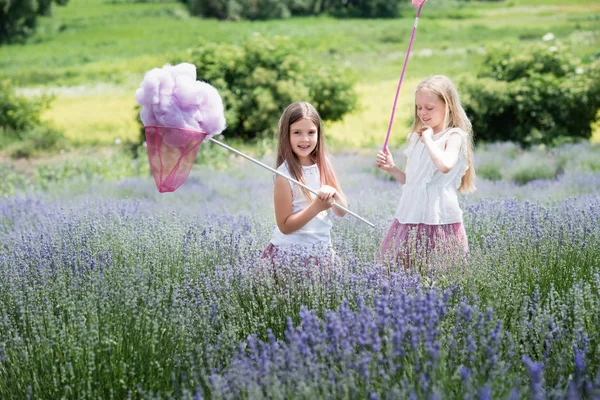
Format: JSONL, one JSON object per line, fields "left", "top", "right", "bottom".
{"left": 378, "top": 219, "right": 468, "bottom": 268}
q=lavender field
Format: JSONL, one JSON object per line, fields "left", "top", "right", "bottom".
{"left": 1, "top": 142, "right": 600, "bottom": 398}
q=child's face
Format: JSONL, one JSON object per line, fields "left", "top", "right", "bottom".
{"left": 289, "top": 118, "right": 318, "bottom": 165}
{"left": 416, "top": 90, "right": 446, "bottom": 133}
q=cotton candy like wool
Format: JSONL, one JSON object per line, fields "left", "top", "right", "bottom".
{"left": 135, "top": 63, "right": 226, "bottom": 192}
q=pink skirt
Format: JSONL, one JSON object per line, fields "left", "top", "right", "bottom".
{"left": 378, "top": 219, "right": 468, "bottom": 269}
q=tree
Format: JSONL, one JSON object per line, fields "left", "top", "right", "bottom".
{"left": 0, "top": 0, "right": 69, "bottom": 45}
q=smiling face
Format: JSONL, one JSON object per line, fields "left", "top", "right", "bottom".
{"left": 289, "top": 118, "right": 318, "bottom": 165}
{"left": 415, "top": 89, "right": 447, "bottom": 134}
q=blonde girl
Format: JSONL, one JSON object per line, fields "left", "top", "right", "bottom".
{"left": 376, "top": 75, "right": 476, "bottom": 267}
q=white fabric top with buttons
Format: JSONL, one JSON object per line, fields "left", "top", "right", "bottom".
{"left": 269, "top": 162, "right": 333, "bottom": 252}
{"left": 394, "top": 128, "right": 469, "bottom": 225}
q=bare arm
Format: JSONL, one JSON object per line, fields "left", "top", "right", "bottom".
{"left": 376, "top": 148, "right": 406, "bottom": 184}
{"left": 419, "top": 127, "right": 463, "bottom": 173}
{"left": 273, "top": 175, "right": 335, "bottom": 234}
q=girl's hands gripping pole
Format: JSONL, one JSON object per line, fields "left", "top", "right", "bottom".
{"left": 315, "top": 185, "right": 347, "bottom": 217}
{"left": 376, "top": 148, "right": 396, "bottom": 172}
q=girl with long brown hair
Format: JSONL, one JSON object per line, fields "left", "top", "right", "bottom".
{"left": 262, "top": 101, "right": 347, "bottom": 265}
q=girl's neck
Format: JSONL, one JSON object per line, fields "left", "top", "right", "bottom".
{"left": 433, "top": 125, "right": 449, "bottom": 134}
{"left": 296, "top": 156, "right": 314, "bottom": 166}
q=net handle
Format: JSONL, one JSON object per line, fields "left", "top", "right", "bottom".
{"left": 382, "top": 2, "right": 425, "bottom": 151}
{"left": 208, "top": 137, "right": 375, "bottom": 228}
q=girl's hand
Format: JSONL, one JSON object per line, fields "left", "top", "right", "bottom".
{"left": 376, "top": 149, "right": 396, "bottom": 172}
{"left": 417, "top": 125, "right": 434, "bottom": 142}
{"left": 314, "top": 185, "right": 337, "bottom": 211}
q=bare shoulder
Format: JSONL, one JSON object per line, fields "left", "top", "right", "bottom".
{"left": 274, "top": 174, "right": 291, "bottom": 191}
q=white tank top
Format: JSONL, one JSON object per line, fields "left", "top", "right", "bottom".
{"left": 269, "top": 162, "right": 333, "bottom": 253}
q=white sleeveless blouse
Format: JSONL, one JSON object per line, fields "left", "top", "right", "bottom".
{"left": 269, "top": 163, "right": 333, "bottom": 252}
{"left": 394, "top": 128, "right": 469, "bottom": 225}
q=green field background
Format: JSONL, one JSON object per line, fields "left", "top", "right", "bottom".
{"left": 1, "top": 0, "right": 598, "bottom": 150}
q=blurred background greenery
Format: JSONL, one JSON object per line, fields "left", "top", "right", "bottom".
{"left": 0, "top": 0, "right": 598, "bottom": 187}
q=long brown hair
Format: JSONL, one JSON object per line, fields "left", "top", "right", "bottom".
{"left": 276, "top": 102, "right": 342, "bottom": 200}
{"left": 409, "top": 75, "right": 476, "bottom": 193}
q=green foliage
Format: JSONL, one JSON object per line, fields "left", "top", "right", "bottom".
{"left": 184, "top": 0, "right": 293, "bottom": 20}
{"left": 461, "top": 43, "right": 600, "bottom": 147}
{"left": 0, "top": 164, "right": 33, "bottom": 197}
{"left": 288, "top": 0, "right": 331, "bottom": 15}
{"left": 474, "top": 142, "right": 600, "bottom": 185}
{"left": 0, "top": 80, "right": 50, "bottom": 134}
{"left": 0, "top": 79, "right": 66, "bottom": 157}
{"left": 474, "top": 142, "right": 518, "bottom": 181}
{"left": 0, "top": 0, "right": 69, "bottom": 44}
{"left": 5, "top": 125, "right": 67, "bottom": 159}
{"left": 0, "top": 147, "right": 150, "bottom": 196}
{"left": 503, "top": 151, "right": 560, "bottom": 185}
{"left": 183, "top": 34, "right": 357, "bottom": 140}
{"left": 329, "top": 0, "right": 403, "bottom": 18}
{"left": 182, "top": 0, "right": 409, "bottom": 19}
{"left": 562, "top": 144, "right": 600, "bottom": 172}
{"left": 2, "top": 0, "right": 598, "bottom": 88}
{"left": 34, "top": 148, "right": 150, "bottom": 190}
{"left": 106, "top": 0, "right": 172, "bottom": 3}
{"left": 476, "top": 161, "right": 502, "bottom": 181}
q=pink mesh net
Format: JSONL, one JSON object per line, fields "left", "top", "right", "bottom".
{"left": 144, "top": 126, "right": 208, "bottom": 193}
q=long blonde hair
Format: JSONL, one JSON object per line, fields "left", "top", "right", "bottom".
{"left": 409, "top": 75, "right": 476, "bottom": 193}
{"left": 276, "top": 102, "right": 342, "bottom": 200}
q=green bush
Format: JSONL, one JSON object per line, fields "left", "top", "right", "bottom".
{"left": 183, "top": 0, "right": 292, "bottom": 20}
{"left": 33, "top": 148, "right": 150, "bottom": 191}
{"left": 0, "top": 80, "right": 51, "bottom": 135}
{"left": 181, "top": 0, "right": 408, "bottom": 19}
{"left": 0, "top": 0, "right": 69, "bottom": 45}
{"left": 503, "top": 150, "right": 560, "bottom": 185}
{"left": 180, "top": 34, "right": 357, "bottom": 141}
{"left": 461, "top": 43, "right": 600, "bottom": 147}
{"left": 0, "top": 79, "right": 66, "bottom": 157}
{"left": 5, "top": 125, "right": 67, "bottom": 159}
{"left": 476, "top": 161, "right": 502, "bottom": 181}
{"left": 0, "top": 164, "right": 33, "bottom": 197}
{"left": 329, "top": 0, "right": 402, "bottom": 18}
{"left": 555, "top": 142, "right": 600, "bottom": 173}
{"left": 475, "top": 142, "right": 518, "bottom": 181}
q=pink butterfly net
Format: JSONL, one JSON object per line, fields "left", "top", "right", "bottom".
{"left": 144, "top": 126, "right": 208, "bottom": 193}
{"left": 135, "top": 63, "right": 226, "bottom": 192}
